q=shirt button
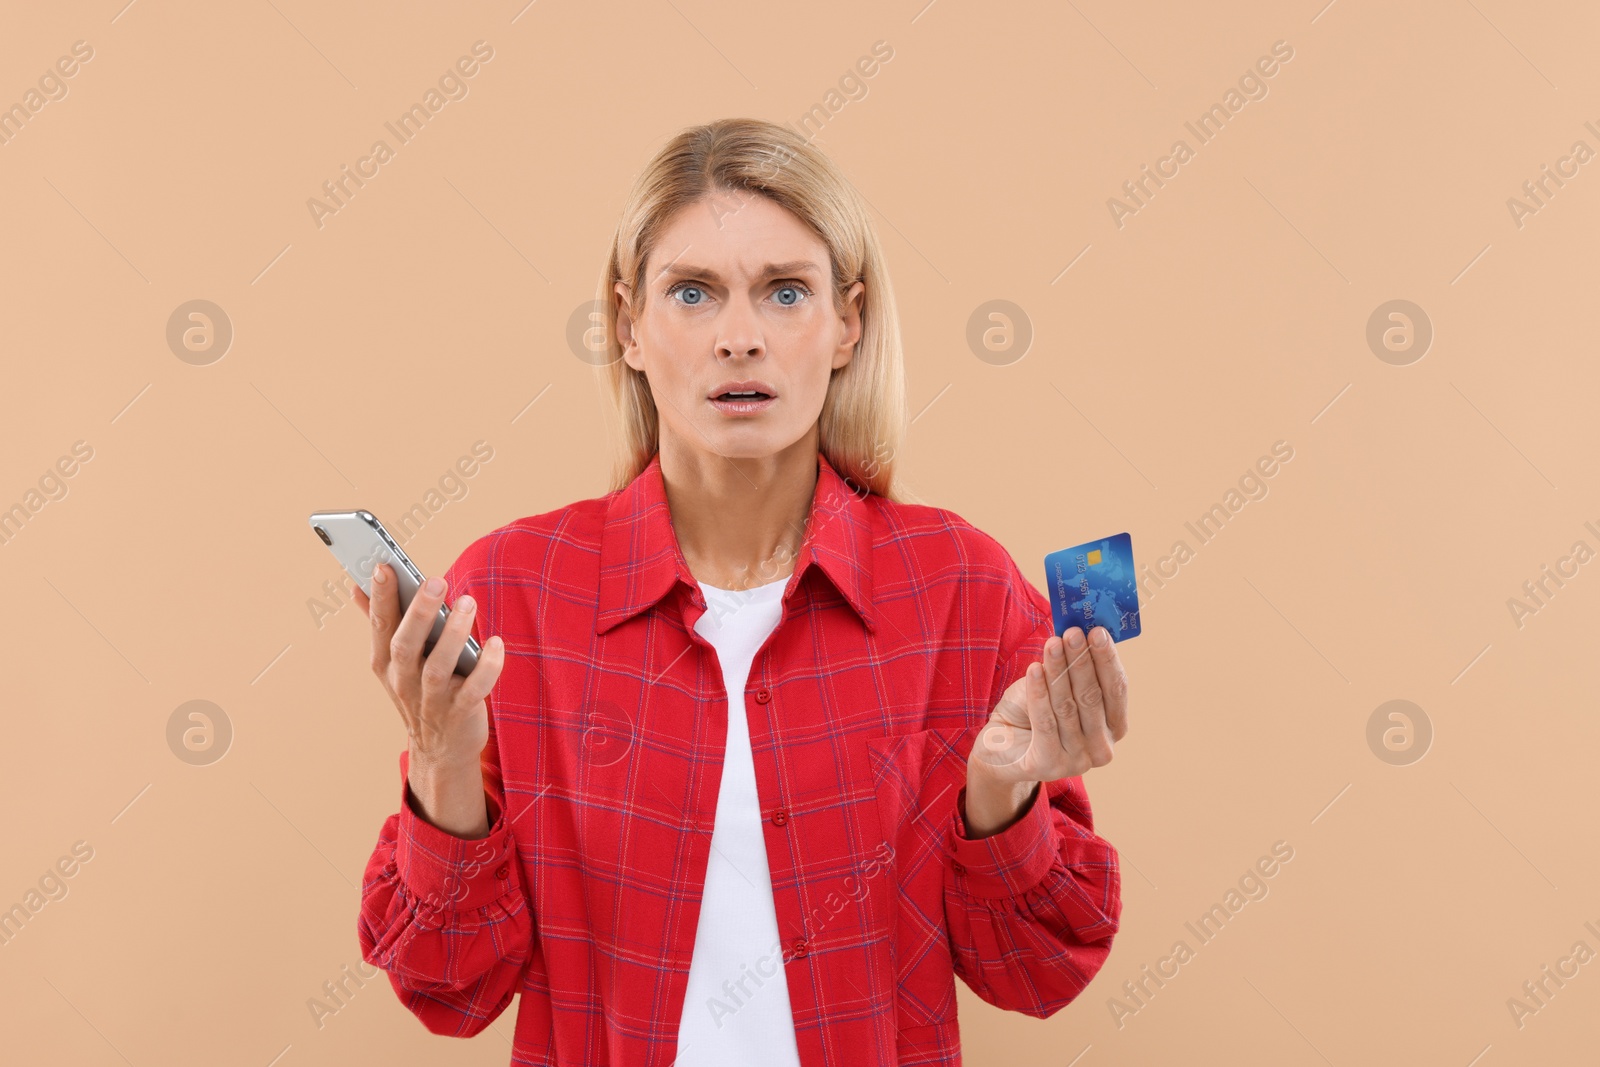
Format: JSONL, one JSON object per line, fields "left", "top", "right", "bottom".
{"left": 755, "top": 688, "right": 770, "bottom": 704}
{"left": 772, "top": 809, "right": 788, "bottom": 827}
{"left": 494, "top": 864, "right": 509, "bottom": 880}
{"left": 792, "top": 937, "right": 808, "bottom": 958}
{"left": 951, "top": 861, "right": 965, "bottom": 875}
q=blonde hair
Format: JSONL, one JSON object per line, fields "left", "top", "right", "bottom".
{"left": 595, "top": 117, "right": 919, "bottom": 503}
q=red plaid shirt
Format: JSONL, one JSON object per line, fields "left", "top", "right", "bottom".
{"left": 358, "top": 450, "right": 1121, "bottom": 1065}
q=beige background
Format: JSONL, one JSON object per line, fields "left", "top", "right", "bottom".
{"left": 3, "top": 0, "right": 1597, "bottom": 1063}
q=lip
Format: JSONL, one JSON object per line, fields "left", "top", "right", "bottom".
{"left": 708, "top": 394, "right": 777, "bottom": 416}
{"left": 707, "top": 379, "right": 778, "bottom": 400}
{"left": 707, "top": 378, "right": 778, "bottom": 416}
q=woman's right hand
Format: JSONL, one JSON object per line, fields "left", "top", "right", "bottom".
{"left": 353, "top": 563, "right": 506, "bottom": 838}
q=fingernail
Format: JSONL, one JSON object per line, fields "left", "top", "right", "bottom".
{"left": 1048, "top": 636, "right": 1064, "bottom": 659}
{"left": 371, "top": 565, "right": 385, "bottom": 584}
{"left": 456, "top": 594, "right": 475, "bottom": 614}
{"left": 1066, "top": 627, "right": 1085, "bottom": 649}
{"left": 425, "top": 577, "right": 445, "bottom": 596}
{"left": 1091, "top": 627, "right": 1108, "bottom": 646}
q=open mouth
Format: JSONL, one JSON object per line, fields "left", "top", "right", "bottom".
{"left": 708, "top": 389, "right": 777, "bottom": 414}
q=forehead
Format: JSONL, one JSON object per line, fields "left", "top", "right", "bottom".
{"left": 647, "top": 191, "right": 830, "bottom": 282}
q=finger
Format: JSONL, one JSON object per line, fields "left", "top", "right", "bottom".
{"left": 1087, "top": 627, "right": 1131, "bottom": 741}
{"left": 1068, "top": 627, "right": 1115, "bottom": 763}
{"left": 391, "top": 574, "right": 448, "bottom": 674}
{"left": 1040, "top": 634, "right": 1076, "bottom": 725}
{"left": 1025, "top": 660, "right": 1082, "bottom": 779}
{"left": 389, "top": 576, "right": 448, "bottom": 715}
{"left": 367, "top": 563, "right": 400, "bottom": 676}
{"left": 455, "top": 634, "right": 506, "bottom": 708}
{"left": 352, "top": 583, "right": 370, "bottom": 618}
{"left": 420, "top": 593, "right": 477, "bottom": 708}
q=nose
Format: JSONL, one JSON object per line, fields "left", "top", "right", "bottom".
{"left": 714, "top": 295, "right": 765, "bottom": 362}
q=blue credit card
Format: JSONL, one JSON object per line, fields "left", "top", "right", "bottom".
{"left": 1044, "top": 532, "right": 1141, "bottom": 642}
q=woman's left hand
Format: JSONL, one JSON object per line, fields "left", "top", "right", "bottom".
{"left": 969, "top": 626, "right": 1130, "bottom": 788}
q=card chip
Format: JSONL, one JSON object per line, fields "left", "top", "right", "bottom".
{"left": 1087, "top": 549, "right": 1102, "bottom": 565}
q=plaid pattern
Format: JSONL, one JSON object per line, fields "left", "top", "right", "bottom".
{"left": 358, "top": 450, "right": 1121, "bottom": 1064}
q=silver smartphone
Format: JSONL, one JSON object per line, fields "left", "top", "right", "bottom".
{"left": 309, "top": 509, "right": 480, "bottom": 676}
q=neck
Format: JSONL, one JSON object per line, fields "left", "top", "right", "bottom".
{"left": 659, "top": 430, "right": 819, "bottom": 590}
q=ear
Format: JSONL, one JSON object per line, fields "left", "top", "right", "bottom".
{"left": 615, "top": 280, "right": 643, "bottom": 372}
{"left": 833, "top": 279, "right": 865, "bottom": 371}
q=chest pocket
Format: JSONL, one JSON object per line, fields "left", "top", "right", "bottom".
{"left": 864, "top": 727, "right": 971, "bottom": 1030}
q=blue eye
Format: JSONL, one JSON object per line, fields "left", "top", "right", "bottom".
{"left": 664, "top": 280, "right": 812, "bottom": 307}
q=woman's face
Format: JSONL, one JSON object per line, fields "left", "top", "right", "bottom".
{"left": 616, "top": 190, "right": 864, "bottom": 465}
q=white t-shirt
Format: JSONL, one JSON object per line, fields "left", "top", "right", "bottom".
{"left": 674, "top": 573, "right": 802, "bottom": 1066}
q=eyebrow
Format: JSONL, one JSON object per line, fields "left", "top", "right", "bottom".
{"left": 654, "top": 259, "right": 824, "bottom": 284}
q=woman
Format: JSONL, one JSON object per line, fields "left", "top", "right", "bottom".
{"left": 354, "top": 117, "right": 1128, "bottom": 1066}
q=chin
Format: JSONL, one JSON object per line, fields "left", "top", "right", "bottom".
{"left": 706, "top": 433, "right": 785, "bottom": 459}
{"left": 699, "top": 422, "right": 809, "bottom": 461}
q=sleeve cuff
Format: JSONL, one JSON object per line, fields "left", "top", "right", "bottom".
{"left": 947, "top": 779, "right": 1057, "bottom": 899}
{"left": 394, "top": 768, "right": 519, "bottom": 912}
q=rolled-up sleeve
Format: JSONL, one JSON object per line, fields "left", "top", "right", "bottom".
{"left": 942, "top": 553, "right": 1122, "bottom": 1018}
{"left": 393, "top": 752, "right": 520, "bottom": 912}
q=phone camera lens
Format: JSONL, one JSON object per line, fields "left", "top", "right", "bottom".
{"left": 313, "top": 525, "right": 332, "bottom": 545}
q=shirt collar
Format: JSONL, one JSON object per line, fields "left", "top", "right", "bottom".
{"left": 596, "top": 449, "right": 876, "bottom": 635}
